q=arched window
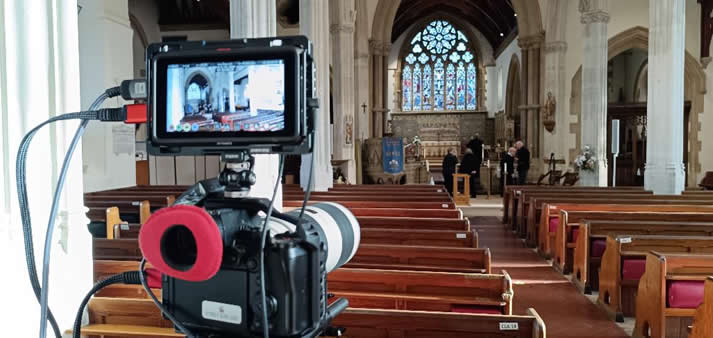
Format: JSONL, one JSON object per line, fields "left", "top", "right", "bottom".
{"left": 402, "top": 20, "right": 477, "bottom": 112}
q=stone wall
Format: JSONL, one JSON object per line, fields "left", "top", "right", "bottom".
{"left": 390, "top": 111, "right": 495, "bottom": 152}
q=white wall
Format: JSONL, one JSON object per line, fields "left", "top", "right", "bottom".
{"left": 489, "top": 38, "right": 521, "bottom": 114}
{"left": 80, "top": 0, "right": 136, "bottom": 192}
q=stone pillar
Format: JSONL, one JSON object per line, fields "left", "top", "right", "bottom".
{"left": 518, "top": 34, "right": 544, "bottom": 176}
{"left": 370, "top": 40, "right": 389, "bottom": 137}
{"left": 229, "top": 0, "right": 283, "bottom": 207}
{"left": 300, "top": 0, "right": 333, "bottom": 191}
{"left": 543, "top": 0, "right": 569, "bottom": 160}
{"left": 228, "top": 71, "right": 235, "bottom": 112}
{"left": 579, "top": 0, "right": 609, "bottom": 186}
{"left": 644, "top": 0, "right": 686, "bottom": 194}
{"left": 330, "top": 0, "right": 356, "bottom": 184}
{"left": 354, "top": 0, "right": 370, "bottom": 142}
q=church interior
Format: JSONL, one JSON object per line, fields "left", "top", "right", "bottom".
{"left": 4, "top": 0, "right": 713, "bottom": 337}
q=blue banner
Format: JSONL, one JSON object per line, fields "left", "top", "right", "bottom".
{"left": 382, "top": 137, "right": 404, "bottom": 174}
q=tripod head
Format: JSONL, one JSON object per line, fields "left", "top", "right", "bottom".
{"left": 219, "top": 151, "right": 257, "bottom": 198}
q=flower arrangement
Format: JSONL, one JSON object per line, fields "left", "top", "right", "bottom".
{"left": 574, "top": 145, "right": 597, "bottom": 171}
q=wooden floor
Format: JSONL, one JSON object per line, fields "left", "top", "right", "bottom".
{"left": 470, "top": 215, "right": 630, "bottom": 338}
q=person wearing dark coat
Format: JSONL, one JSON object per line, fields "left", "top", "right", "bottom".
{"left": 467, "top": 134, "right": 484, "bottom": 167}
{"left": 515, "top": 141, "right": 530, "bottom": 185}
{"left": 459, "top": 148, "right": 479, "bottom": 197}
{"left": 500, "top": 147, "right": 516, "bottom": 196}
{"left": 442, "top": 148, "right": 459, "bottom": 196}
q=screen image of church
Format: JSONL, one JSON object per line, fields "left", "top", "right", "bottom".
{"left": 166, "top": 62, "right": 285, "bottom": 132}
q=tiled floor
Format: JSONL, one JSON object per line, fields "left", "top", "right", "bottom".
{"left": 469, "top": 215, "right": 632, "bottom": 338}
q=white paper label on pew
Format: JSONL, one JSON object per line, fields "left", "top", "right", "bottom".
{"left": 456, "top": 233, "right": 467, "bottom": 239}
{"left": 499, "top": 322, "right": 519, "bottom": 331}
{"left": 442, "top": 203, "right": 449, "bottom": 208}
{"left": 131, "top": 201, "right": 140, "bottom": 206}
{"left": 202, "top": 300, "right": 242, "bottom": 324}
{"left": 619, "top": 237, "right": 632, "bottom": 244}
{"left": 120, "top": 223, "right": 129, "bottom": 230}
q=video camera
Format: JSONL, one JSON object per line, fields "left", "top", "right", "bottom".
{"left": 140, "top": 36, "right": 360, "bottom": 337}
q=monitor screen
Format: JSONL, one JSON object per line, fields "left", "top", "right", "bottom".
{"left": 165, "top": 60, "right": 285, "bottom": 134}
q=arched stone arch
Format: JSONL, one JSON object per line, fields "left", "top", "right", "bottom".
{"left": 505, "top": 54, "right": 522, "bottom": 142}
{"left": 569, "top": 26, "right": 706, "bottom": 187}
{"left": 369, "top": 0, "right": 544, "bottom": 137}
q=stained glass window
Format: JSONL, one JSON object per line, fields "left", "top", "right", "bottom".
{"left": 413, "top": 63, "right": 422, "bottom": 111}
{"left": 445, "top": 63, "right": 455, "bottom": 110}
{"left": 402, "top": 65, "right": 411, "bottom": 111}
{"left": 434, "top": 59, "right": 444, "bottom": 110}
{"left": 456, "top": 62, "right": 466, "bottom": 110}
{"left": 401, "top": 19, "right": 478, "bottom": 111}
{"left": 467, "top": 63, "right": 477, "bottom": 109}
{"left": 423, "top": 64, "right": 432, "bottom": 110}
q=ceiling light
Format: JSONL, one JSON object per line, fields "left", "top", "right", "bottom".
{"left": 500, "top": 33, "right": 504, "bottom": 37}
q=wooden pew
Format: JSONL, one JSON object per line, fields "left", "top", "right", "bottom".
{"left": 345, "top": 245, "right": 491, "bottom": 274}
{"left": 78, "top": 297, "right": 546, "bottom": 338}
{"left": 572, "top": 221, "right": 713, "bottom": 294}
{"left": 551, "top": 207, "right": 713, "bottom": 273}
{"left": 344, "top": 208, "right": 461, "bottom": 219}
{"left": 92, "top": 262, "right": 511, "bottom": 314}
{"left": 283, "top": 194, "right": 452, "bottom": 203}
{"left": 595, "top": 235, "right": 713, "bottom": 321}
{"left": 503, "top": 185, "right": 642, "bottom": 226}
{"left": 112, "top": 223, "right": 478, "bottom": 248}
{"left": 633, "top": 252, "right": 713, "bottom": 338}
{"left": 93, "top": 240, "right": 488, "bottom": 274}
{"left": 688, "top": 276, "right": 713, "bottom": 338}
{"left": 516, "top": 190, "right": 657, "bottom": 239}
{"left": 527, "top": 194, "right": 711, "bottom": 248}
{"left": 283, "top": 200, "right": 456, "bottom": 209}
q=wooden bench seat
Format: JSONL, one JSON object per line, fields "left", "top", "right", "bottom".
{"left": 111, "top": 223, "right": 478, "bottom": 248}
{"left": 551, "top": 207, "right": 713, "bottom": 273}
{"left": 516, "top": 190, "right": 657, "bottom": 239}
{"left": 283, "top": 194, "right": 452, "bottom": 203}
{"left": 77, "top": 297, "right": 546, "bottom": 338}
{"left": 93, "top": 240, "right": 487, "bottom": 273}
{"left": 503, "top": 185, "right": 642, "bottom": 225}
{"left": 688, "top": 276, "right": 713, "bottom": 338}
{"left": 571, "top": 221, "right": 713, "bottom": 293}
{"left": 594, "top": 235, "right": 713, "bottom": 321}
{"left": 282, "top": 200, "right": 456, "bottom": 209}
{"left": 526, "top": 195, "right": 711, "bottom": 248}
{"left": 633, "top": 252, "right": 713, "bottom": 338}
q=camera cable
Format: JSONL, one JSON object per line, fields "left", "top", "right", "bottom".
{"left": 259, "top": 154, "right": 286, "bottom": 338}
{"left": 138, "top": 258, "right": 196, "bottom": 337}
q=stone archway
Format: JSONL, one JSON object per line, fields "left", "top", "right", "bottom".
{"left": 369, "top": 0, "right": 544, "bottom": 137}
{"left": 569, "top": 26, "right": 706, "bottom": 187}
{"left": 505, "top": 54, "right": 522, "bottom": 141}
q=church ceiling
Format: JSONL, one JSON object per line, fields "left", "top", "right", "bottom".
{"left": 391, "top": 0, "right": 517, "bottom": 52}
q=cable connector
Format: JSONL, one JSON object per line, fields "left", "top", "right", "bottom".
{"left": 120, "top": 79, "right": 147, "bottom": 100}
{"left": 123, "top": 103, "right": 147, "bottom": 124}
{"left": 95, "top": 108, "right": 125, "bottom": 122}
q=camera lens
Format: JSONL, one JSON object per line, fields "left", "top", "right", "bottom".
{"left": 160, "top": 225, "right": 198, "bottom": 271}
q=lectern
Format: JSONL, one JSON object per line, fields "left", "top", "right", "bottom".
{"left": 452, "top": 173, "right": 471, "bottom": 206}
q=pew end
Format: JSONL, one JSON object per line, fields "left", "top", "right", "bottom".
{"left": 688, "top": 276, "right": 713, "bottom": 338}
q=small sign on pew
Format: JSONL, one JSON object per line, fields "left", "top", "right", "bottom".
{"left": 120, "top": 223, "right": 129, "bottom": 230}
{"left": 456, "top": 233, "right": 467, "bottom": 239}
{"left": 499, "top": 322, "right": 519, "bottom": 330}
{"left": 442, "top": 203, "right": 449, "bottom": 208}
{"left": 618, "top": 237, "right": 632, "bottom": 244}
{"left": 131, "top": 201, "right": 140, "bottom": 206}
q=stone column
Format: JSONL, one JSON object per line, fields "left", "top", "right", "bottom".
{"left": 330, "top": 0, "right": 356, "bottom": 184}
{"left": 370, "top": 40, "right": 389, "bottom": 137}
{"left": 518, "top": 34, "right": 544, "bottom": 172}
{"left": 354, "top": 0, "right": 370, "bottom": 142}
{"left": 229, "top": 0, "right": 283, "bottom": 207}
{"left": 579, "top": 0, "right": 609, "bottom": 186}
{"left": 300, "top": 0, "right": 333, "bottom": 191}
{"left": 644, "top": 0, "right": 686, "bottom": 194}
{"left": 543, "top": 0, "right": 569, "bottom": 160}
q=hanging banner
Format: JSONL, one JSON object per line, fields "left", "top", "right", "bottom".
{"left": 382, "top": 137, "right": 404, "bottom": 174}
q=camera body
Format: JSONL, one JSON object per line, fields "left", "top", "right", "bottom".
{"left": 156, "top": 193, "right": 329, "bottom": 337}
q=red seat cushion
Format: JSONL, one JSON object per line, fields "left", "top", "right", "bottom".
{"left": 621, "top": 259, "right": 646, "bottom": 280}
{"left": 451, "top": 305, "right": 502, "bottom": 314}
{"left": 571, "top": 228, "right": 580, "bottom": 243}
{"left": 591, "top": 239, "right": 607, "bottom": 258}
{"left": 667, "top": 280, "right": 705, "bottom": 309}
{"left": 548, "top": 217, "right": 559, "bottom": 233}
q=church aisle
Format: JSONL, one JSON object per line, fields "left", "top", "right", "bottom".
{"left": 470, "top": 216, "right": 630, "bottom": 338}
